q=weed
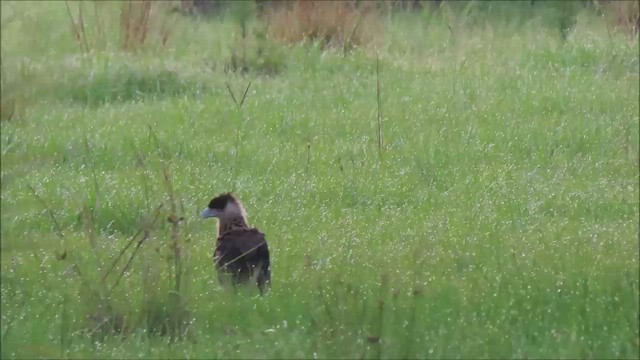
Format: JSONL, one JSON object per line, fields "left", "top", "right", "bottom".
{"left": 225, "top": 6, "right": 287, "bottom": 75}
{"left": 62, "top": 64, "right": 210, "bottom": 106}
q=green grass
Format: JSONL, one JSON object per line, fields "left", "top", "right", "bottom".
{"left": 1, "top": 1, "right": 639, "bottom": 359}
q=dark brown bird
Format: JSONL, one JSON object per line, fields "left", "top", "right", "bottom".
{"left": 201, "top": 192, "right": 271, "bottom": 293}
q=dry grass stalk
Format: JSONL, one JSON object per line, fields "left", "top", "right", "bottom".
{"left": 63, "top": 0, "right": 174, "bottom": 52}
{"left": 64, "top": 1, "right": 89, "bottom": 53}
{"left": 599, "top": 0, "right": 640, "bottom": 37}
{"left": 108, "top": 204, "right": 164, "bottom": 298}
{"left": 264, "top": 0, "right": 380, "bottom": 50}
{"left": 163, "top": 166, "right": 184, "bottom": 294}
{"left": 26, "top": 184, "right": 65, "bottom": 239}
{"left": 613, "top": 0, "right": 639, "bottom": 36}
{"left": 376, "top": 53, "right": 384, "bottom": 160}
{"left": 225, "top": 82, "right": 252, "bottom": 191}
{"left": 120, "top": 0, "right": 152, "bottom": 50}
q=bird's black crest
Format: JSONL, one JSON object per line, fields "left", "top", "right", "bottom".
{"left": 208, "top": 192, "right": 236, "bottom": 210}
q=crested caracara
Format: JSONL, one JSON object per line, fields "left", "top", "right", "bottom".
{"left": 201, "top": 193, "right": 271, "bottom": 293}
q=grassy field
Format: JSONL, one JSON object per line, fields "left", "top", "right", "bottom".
{"left": 1, "top": 1, "right": 639, "bottom": 358}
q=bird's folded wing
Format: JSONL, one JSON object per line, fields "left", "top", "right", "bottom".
{"left": 218, "top": 229, "right": 268, "bottom": 259}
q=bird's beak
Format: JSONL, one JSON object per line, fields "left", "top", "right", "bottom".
{"left": 201, "top": 207, "right": 218, "bottom": 219}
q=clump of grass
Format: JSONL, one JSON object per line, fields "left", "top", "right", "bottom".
{"left": 264, "top": 0, "right": 380, "bottom": 52}
{"left": 59, "top": 63, "right": 210, "bottom": 106}
{"left": 3, "top": 1, "right": 185, "bottom": 118}
{"left": 226, "top": 23, "right": 287, "bottom": 75}
{"left": 224, "top": 1, "right": 286, "bottom": 75}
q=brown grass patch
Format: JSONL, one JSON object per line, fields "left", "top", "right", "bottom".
{"left": 262, "top": 0, "right": 381, "bottom": 51}
{"left": 64, "top": 0, "right": 176, "bottom": 52}
{"left": 598, "top": 0, "right": 640, "bottom": 37}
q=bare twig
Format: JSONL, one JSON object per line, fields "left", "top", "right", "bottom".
{"left": 371, "top": 273, "right": 388, "bottom": 359}
{"left": 101, "top": 229, "right": 143, "bottom": 283}
{"left": 305, "top": 141, "right": 312, "bottom": 173}
{"left": 108, "top": 230, "right": 149, "bottom": 296}
{"left": 93, "top": 1, "right": 104, "bottom": 50}
{"left": 239, "top": 82, "right": 252, "bottom": 108}
{"left": 147, "top": 125, "right": 164, "bottom": 158}
{"left": 344, "top": 8, "right": 363, "bottom": 55}
{"left": 59, "top": 293, "right": 69, "bottom": 358}
{"left": 225, "top": 81, "right": 252, "bottom": 109}
{"left": 137, "top": 1, "right": 152, "bottom": 47}
{"left": 79, "top": 128, "right": 104, "bottom": 262}
{"left": 225, "top": 82, "right": 239, "bottom": 106}
{"left": 163, "top": 166, "right": 182, "bottom": 294}
{"left": 82, "top": 129, "right": 101, "bottom": 211}
{"left": 0, "top": 57, "right": 6, "bottom": 86}
{"left": 107, "top": 203, "right": 164, "bottom": 296}
{"left": 134, "top": 146, "right": 151, "bottom": 212}
{"left": 81, "top": 205, "right": 97, "bottom": 254}
{"left": 101, "top": 204, "right": 163, "bottom": 284}
{"left": 121, "top": 1, "right": 134, "bottom": 50}
{"left": 77, "top": 2, "right": 89, "bottom": 53}
{"left": 375, "top": 53, "right": 383, "bottom": 160}
{"left": 26, "top": 184, "right": 64, "bottom": 238}
{"left": 64, "top": 1, "right": 85, "bottom": 53}
{"left": 225, "top": 81, "right": 253, "bottom": 192}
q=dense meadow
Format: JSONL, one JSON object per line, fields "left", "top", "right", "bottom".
{"left": 1, "top": 1, "right": 639, "bottom": 358}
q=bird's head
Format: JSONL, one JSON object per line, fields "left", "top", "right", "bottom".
{"left": 201, "top": 192, "right": 247, "bottom": 223}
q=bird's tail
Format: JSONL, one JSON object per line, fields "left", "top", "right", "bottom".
{"left": 254, "top": 260, "right": 271, "bottom": 295}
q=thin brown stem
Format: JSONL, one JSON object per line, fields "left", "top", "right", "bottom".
{"left": 101, "top": 203, "right": 163, "bottom": 283}
{"left": 64, "top": 1, "right": 84, "bottom": 53}
{"left": 107, "top": 204, "right": 163, "bottom": 296}
{"left": 376, "top": 53, "right": 383, "bottom": 160}
{"left": 26, "top": 184, "right": 64, "bottom": 239}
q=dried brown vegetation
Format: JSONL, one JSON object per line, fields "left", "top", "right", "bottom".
{"left": 64, "top": 0, "right": 175, "bottom": 52}
{"left": 598, "top": 0, "right": 640, "bottom": 36}
{"left": 0, "top": 60, "right": 34, "bottom": 122}
{"left": 263, "top": 0, "right": 381, "bottom": 51}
